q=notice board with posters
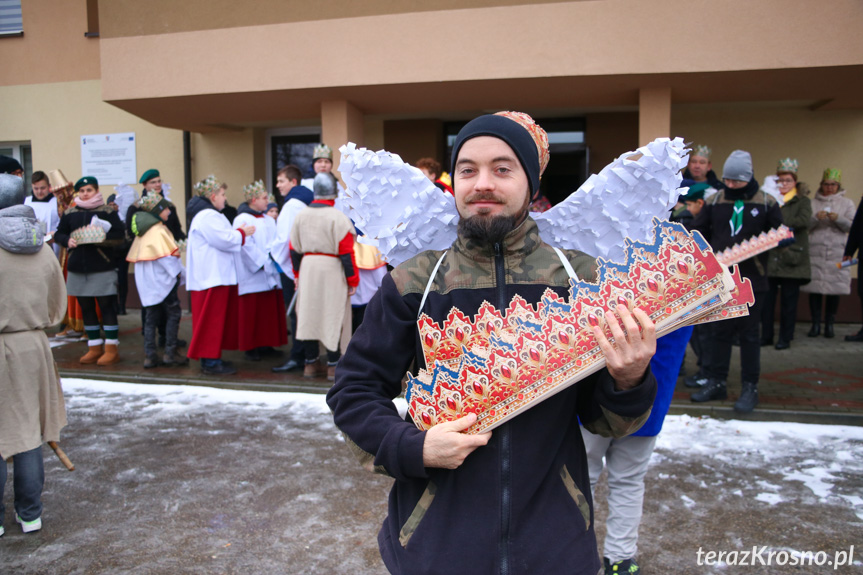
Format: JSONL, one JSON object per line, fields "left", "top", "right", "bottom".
{"left": 80, "top": 132, "right": 137, "bottom": 186}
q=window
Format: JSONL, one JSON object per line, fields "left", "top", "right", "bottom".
{"left": 0, "top": 141, "right": 32, "bottom": 189}
{"left": 0, "top": 0, "right": 22, "bottom": 36}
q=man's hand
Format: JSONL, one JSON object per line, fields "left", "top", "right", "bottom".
{"left": 68, "top": 238, "right": 78, "bottom": 248}
{"left": 422, "top": 413, "right": 491, "bottom": 469}
{"left": 593, "top": 305, "right": 656, "bottom": 391}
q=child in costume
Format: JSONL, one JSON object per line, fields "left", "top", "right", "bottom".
{"left": 53, "top": 176, "right": 125, "bottom": 365}
{"left": 266, "top": 202, "right": 279, "bottom": 220}
{"left": 234, "top": 181, "right": 287, "bottom": 361}
{"left": 185, "top": 176, "right": 256, "bottom": 375}
{"left": 127, "top": 193, "right": 187, "bottom": 368}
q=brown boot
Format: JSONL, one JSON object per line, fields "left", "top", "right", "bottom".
{"left": 303, "top": 360, "right": 325, "bottom": 378}
{"left": 79, "top": 343, "right": 104, "bottom": 364}
{"left": 97, "top": 343, "right": 121, "bottom": 366}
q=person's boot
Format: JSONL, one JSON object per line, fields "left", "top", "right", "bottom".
{"left": 807, "top": 320, "right": 821, "bottom": 337}
{"left": 201, "top": 358, "right": 237, "bottom": 375}
{"left": 774, "top": 340, "right": 790, "bottom": 350}
{"left": 327, "top": 362, "right": 337, "bottom": 382}
{"left": 97, "top": 343, "right": 121, "bottom": 366}
{"left": 143, "top": 354, "right": 160, "bottom": 369}
{"left": 846, "top": 329, "right": 863, "bottom": 342}
{"left": 690, "top": 379, "right": 727, "bottom": 402}
{"left": 79, "top": 341, "right": 104, "bottom": 364}
{"left": 734, "top": 381, "right": 759, "bottom": 413}
{"left": 684, "top": 372, "right": 708, "bottom": 388}
{"left": 272, "top": 359, "right": 301, "bottom": 373}
{"left": 824, "top": 315, "right": 835, "bottom": 338}
{"left": 303, "top": 359, "right": 326, "bottom": 378}
{"left": 163, "top": 348, "right": 189, "bottom": 367}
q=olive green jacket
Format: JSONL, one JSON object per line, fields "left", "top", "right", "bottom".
{"left": 767, "top": 182, "right": 812, "bottom": 281}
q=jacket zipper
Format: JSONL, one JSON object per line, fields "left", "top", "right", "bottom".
{"left": 494, "top": 242, "right": 511, "bottom": 575}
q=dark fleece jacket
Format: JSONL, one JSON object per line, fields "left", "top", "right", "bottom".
{"left": 327, "top": 217, "right": 656, "bottom": 575}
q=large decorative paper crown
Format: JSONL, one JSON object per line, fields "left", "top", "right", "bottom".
{"left": 70, "top": 224, "right": 106, "bottom": 245}
{"left": 194, "top": 175, "right": 222, "bottom": 198}
{"left": 822, "top": 168, "right": 842, "bottom": 183}
{"left": 714, "top": 225, "right": 794, "bottom": 266}
{"left": 777, "top": 157, "right": 798, "bottom": 174}
{"left": 691, "top": 145, "right": 712, "bottom": 160}
{"left": 313, "top": 144, "right": 333, "bottom": 161}
{"left": 139, "top": 193, "right": 166, "bottom": 213}
{"left": 406, "top": 219, "right": 754, "bottom": 435}
{"left": 243, "top": 179, "right": 268, "bottom": 201}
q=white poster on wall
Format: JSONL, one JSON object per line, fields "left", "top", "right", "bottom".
{"left": 80, "top": 132, "right": 137, "bottom": 186}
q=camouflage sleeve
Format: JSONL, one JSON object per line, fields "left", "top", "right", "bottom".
{"left": 578, "top": 368, "right": 657, "bottom": 438}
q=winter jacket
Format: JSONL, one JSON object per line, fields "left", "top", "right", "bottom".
{"left": 804, "top": 189, "right": 856, "bottom": 295}
{"left": 327, "top": 217, "right": 657, "bottom": 575}
{"left": 0, "top": 204, "right": 67, "bottom": 459}
{"left": 844, "top": 199, "right": 863, "bottom": 259}
{"left": 53, "top": 205, "right": 125, "bottom": 274}
{"left": 767, "top": 184, "right": 812, "bottom": 282}
{"left": 691, "top": 179, "right": 784, "bottom": 292}
{"left": 126, "top": 201, "right": 186, "bottom": 243}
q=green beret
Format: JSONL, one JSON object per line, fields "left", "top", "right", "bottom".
{"left": 75, "top": 176, "right": 99, "bottom": 191}
{"left": 681, "top": 181, "right": 710, "bottom": 202}
{"left": 139, "top": 169, "right": 160, "bottom": 184}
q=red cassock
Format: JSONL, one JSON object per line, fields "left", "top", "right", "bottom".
{"left": 237, "top": 288, "right": 287, "bottom": 350}
{"left": 187, "top": 285, "right": 241, "bottom": 360}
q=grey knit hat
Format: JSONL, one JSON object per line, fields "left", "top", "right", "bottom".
{"left": 313, "top": 172, "right": 338, "bottom": 199}
{"left": 0, "top": 173, "right": 25, "bottom": 210}
{"left": 722, "top": 150, "right": 753, "bottom": 182}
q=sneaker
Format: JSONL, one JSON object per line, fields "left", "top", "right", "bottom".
{"left": 604, "top": 557, "right": 640, "bottom": 574}
{"left": 734, "top": 381, "right": 759, "bottom": 413}
{"left": 690, "top": 379, "right": 727, "bottom": 402}
{"left": 16, "top": 514, "right": 41, "bottom": 533}
{"left": 684, "top": 373, "right": 708, "bottom": 388}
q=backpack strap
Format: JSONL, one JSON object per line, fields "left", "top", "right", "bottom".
{"left": 552, "top": 246, "right": 579, "bottom": 281}
{"left": 418, "top": 251, "right": 448, "bottom": 320}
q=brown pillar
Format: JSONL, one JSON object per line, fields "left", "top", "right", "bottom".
{"left": 638, "top": 87, "right": 672, "bottom": 146}
{"left": 321, "top": 100, "right": 364, "bottom": 180}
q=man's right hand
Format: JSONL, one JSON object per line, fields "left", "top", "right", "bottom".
{"left": 422, "top": 413, "right": 491, "bottom": 469}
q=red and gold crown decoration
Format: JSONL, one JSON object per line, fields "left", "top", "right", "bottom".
{"left": 405, "top": 219, "right": 754, "bottom": 435}
{"left": 713, "top": 225, "right": 794, "bottom": 267}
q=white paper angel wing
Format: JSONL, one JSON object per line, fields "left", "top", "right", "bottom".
{"left": 338, "top": 143, "right": 458, "bottom": 267}
{"left": 533, "top": 137, "right": 688, "bottom": 261}
{"left": 114, "top": 183, "right": 138, "bottom": 222}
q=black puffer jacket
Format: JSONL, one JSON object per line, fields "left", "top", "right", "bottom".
{"left": 54, "top": 205, "right": 125, "bottom": 274}
{"left": 691, "top": 179, "right": 784, "bottom": 292}
{"left": 327, "top": 217, "right": 657, "bottom": 575}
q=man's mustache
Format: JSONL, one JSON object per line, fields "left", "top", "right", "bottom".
{"left": 465, "top": 193, "right": 504, "bottom": 204}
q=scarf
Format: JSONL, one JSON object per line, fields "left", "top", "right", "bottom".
{"left": 74, "top": 193, "right": 105, "bottom": 209}
{"left": 729, "top": 200, "right": 744, "bottom": 236}
{"left": 782, "top": 187, "right": 797, "bottom": 203}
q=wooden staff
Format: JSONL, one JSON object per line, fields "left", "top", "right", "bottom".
{"left": 48, "top": 441, "right": 75, "bottom": 471}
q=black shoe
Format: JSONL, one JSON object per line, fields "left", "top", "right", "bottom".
{"left": 807, "top": 322, "right": 821, "bottom": 337}
{"left": 257, "top": 346, "right": 285, "bottom": 358}
{"left": 272, "top": 359, "right": 301, "bottom": 373}
{"left": 684, "top": 373, "right": 708, "bottom": 388}
{"left": 760, "top": 337, "right": 773, "bottom": 347}
{"left": 162, "top": 349, "right": 189, "bottom": 367}
{"left": 691, "top": 379, "right": 727, "bottom": 402}
{"left": 824, "top": 318, "right": 835, "bottom": 338}
{"left": 845, "top": 331, "right": 863, "bottom": 342}
{"left": 604, "top": 557, "right": 640, "bottom": 575}
{"left": 201, "top": 359, "right": 237, "bottom": 375}
{"left": 176, "top": 339, "right": 187, "bottom": 348}
{"left": 143, "top": 355, "right": 160, "bottom": 369}
{"left": 774, "top": 340, "right": 790, "bottom": 350}
{"left": 734, "top": 381, "right": 759, "bottom": 413}
{"left": 244, "top": 349, "right": 262, "bottom": 362}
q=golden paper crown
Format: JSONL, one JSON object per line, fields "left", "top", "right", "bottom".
{"left": 313, "top": 144, "right": 333, "bottom": 161}
{"left": 243, "top": 179, "right": 268, "bottom": 201}
{"left": 48, "top": 169, "right": 73, "bottom": 192}
{"left": 406, "top": 219, "right": 754, "bottom": 434}
{"left": 70, "top": 224, "right": 106, "bottom": 245}
{"left": 194, "top": 175, "right": 222, "bottom": 198}
{"left": 691, "top": 145, "right": 712, "bottom": 160}
{"left": 822, "top": 168, "right": 841, "bottom": 183}
{"left": 777, "top": 157, "right": 798, "bottom": 174}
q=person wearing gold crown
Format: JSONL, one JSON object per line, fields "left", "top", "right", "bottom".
{"left": 327, "top": 112, "right": 658, "bottom": 575}
{"left": 300, "top": 144, "right": 346, "bottom": 195}
{"left": 233, "top": 180, "right": 286, "bottom": 361}
{"left": 186, "top": 175, "right": 256, "bottom": 375}
{"left": 53, "top": 176, "right": 126, "bottom": 366}
{"left": 126, "top": 193, "right": 186, "bottom": 368}
{"left": 761, "top": 158, "right": 812, "bottom": 350}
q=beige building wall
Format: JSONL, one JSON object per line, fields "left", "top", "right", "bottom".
{"left": 190, "top": 130, "right": 256, "bottom": 208}
{"left": 0, "top": 79, "right": 187, "bottom": 219}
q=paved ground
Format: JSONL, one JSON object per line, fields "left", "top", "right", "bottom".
{"left": 2, "top": 381, "right": 861, "bottom": 574}
{"left": 49, "top": 310, "right": 863, "bottom": 426}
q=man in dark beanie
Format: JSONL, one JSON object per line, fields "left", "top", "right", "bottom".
{"left": 690, "top": 150, "right": 783, "bottom": 413}
{"left": 327, "top": 112, "right": 657, "bottom": 575}
{"left": 0, "top": 155, "right": 24, "bottom": 177}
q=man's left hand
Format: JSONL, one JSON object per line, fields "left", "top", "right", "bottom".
{"left": 592, "top": 305, "right": 656, "bottom": 391}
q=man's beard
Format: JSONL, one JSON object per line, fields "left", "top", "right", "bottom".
{"left": 457, "top": 212, "right": 520, "bottom": 246}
